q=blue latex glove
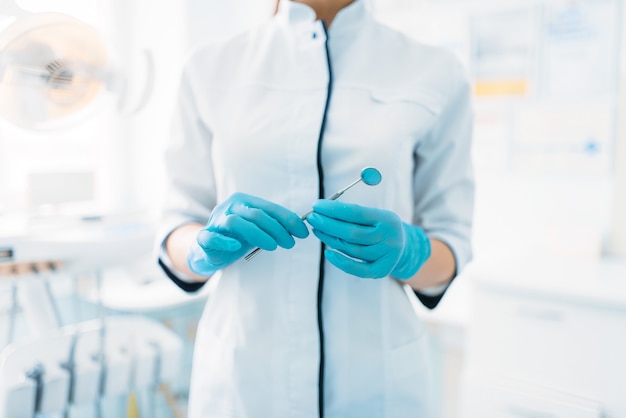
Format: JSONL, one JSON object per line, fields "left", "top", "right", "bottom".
{"left": 305, "top": 199, "right": 431, "bottom": 279}
{"left": 188, "top": 193, "right": 309, "bottom": 275}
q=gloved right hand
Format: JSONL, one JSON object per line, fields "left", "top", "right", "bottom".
{"left": 187, "top": 193, "right": 309, "bottom": 276}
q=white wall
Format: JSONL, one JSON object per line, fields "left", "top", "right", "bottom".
{"left": 187, "top": 0, "right": 276, "bottom": 46}
{"left": 106, "top": 0, "right": 187, "bottom": 217}
{"left": 371, "top": 0, "right": 620, "bottom": 264}
{"left": 608, "top": 0, "right": 626, "bottom": 256}
{"left": 368, "top": 2, "right": 622, "bottom": 417}
{"left": 120, "top": 0, "right": 276, "bottom": 219}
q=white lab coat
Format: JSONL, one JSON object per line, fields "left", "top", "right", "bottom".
{"left": 159, "top": 1, "right": 474, "bottom": 417}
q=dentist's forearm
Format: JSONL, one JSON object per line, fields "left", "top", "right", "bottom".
{"left": 401, "top": 238, "right": 456, "bottom": 291}
{"left": 165, "top": 223, "right": 212, "bottom": 283}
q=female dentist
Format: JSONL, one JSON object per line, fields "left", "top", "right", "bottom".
{"left": 157, "top": 0, "right": 474, "bottom": 417}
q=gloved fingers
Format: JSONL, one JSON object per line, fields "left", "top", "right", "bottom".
{"left": 232, "top": 193, "right": 309, "bottom": 239}
{"left": 201, "top": 246, "right": 247, "bottom": 269}
{"left": 197, "top": 230, "right": 242, "bottom": 252}
{"left": 192, "top": 231, "right": 248, "bottom": 271}
{"left": 187, "top": 241, "right": 236, "bottom": 275}
{"left": 324, "top": 249, "right": 394, "bottom": 279}
{"left": 365, "top": 252, "right": 402, "bottom": 278}
{"left": 187, "top": 243, "right": 215, "bottom": 276}
{"left": 218, "top": 214, "right": 283, "bottom": 251}
{"left": 312, "top": 228, "right": 383, "bottom": 262}
{"left": 230, "top": 205, "right": 298, "bottom": 249}
{"left": 306, "top": 212, "right": 381, "bottom": 245}
{"left": 311, "top": 199, "right": 389, "bottom": 226}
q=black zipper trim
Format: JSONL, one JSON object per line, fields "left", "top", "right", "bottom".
{"left": 316, "top": 21, "right": 333, "bottom": 418}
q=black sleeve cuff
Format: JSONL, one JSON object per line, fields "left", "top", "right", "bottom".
{"left": 413, "top": 275, "right": 455, "bottom": 310}
{"left": 158, "top": 258, "right": 207, "bottom": 293}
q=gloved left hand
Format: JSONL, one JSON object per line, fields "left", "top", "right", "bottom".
{"left": 305, "top": 199, "right": 431, "bottom": 279}
{"left": 187, "top": 193, "right": 309, "bottom": 276}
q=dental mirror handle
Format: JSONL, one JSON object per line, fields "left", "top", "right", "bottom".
{"left": 295, "top": 177, "right": 363, "bottom": 220}
{"left": 253, "top": 184, "right": 348, "bottom": 256}
{"left": 244, "top": 184, "right": 352, "bottom": 261}
{"left": 244, "top": 172, "right": 376, "bottom": 261}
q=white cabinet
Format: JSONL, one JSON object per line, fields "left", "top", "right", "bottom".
{"left": 460, "top": 374, "right": 602, "bottom": 418}
{"left": 459, "top": 259, "right": 626, "bottom": 418}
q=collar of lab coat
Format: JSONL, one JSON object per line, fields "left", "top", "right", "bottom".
{"left": 277, "top": 0, "right": 367, "bottom": 35}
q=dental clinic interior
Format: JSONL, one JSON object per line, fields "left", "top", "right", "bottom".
{"left": 1, "top": 0, "right": 625, "bottom": 417}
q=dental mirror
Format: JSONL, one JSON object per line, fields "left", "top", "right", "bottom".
{"left": 245, "top": 167, "right": 382, "bottom": 261}
{"left": 361, "top": 166, "right": 382, "bottom": 186}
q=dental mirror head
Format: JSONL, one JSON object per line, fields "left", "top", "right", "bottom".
{"left": 361, "top": 167, "right": 382, "bottom": 186}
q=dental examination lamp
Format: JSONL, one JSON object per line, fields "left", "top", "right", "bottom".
{"left": 0, "top": 0, "right": 153, "bottom": 130}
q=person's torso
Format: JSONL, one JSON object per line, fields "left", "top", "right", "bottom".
{"left": 185, "top": 2, "right": 456, "bottom": 416}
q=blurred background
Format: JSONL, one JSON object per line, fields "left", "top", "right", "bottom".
{"left": 0, "top": 0, "right": 625, "bottom": 417}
